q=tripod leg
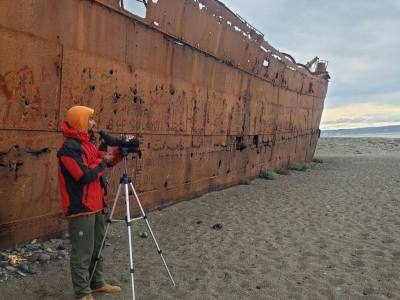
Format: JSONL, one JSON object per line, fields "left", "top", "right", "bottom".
{"left": 124, "top": 183, "right": 136, "bottom": 300}
{"left": 89, "top": 184, "right": 122, "bottom": 284}
{"left": 129, "top": 182, "right": 176, "bottom": 287}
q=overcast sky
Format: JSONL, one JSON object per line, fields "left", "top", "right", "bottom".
{"left": 221, "top": 0, "right": 400, "bottom": 129}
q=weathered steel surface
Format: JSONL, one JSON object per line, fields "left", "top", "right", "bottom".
{"left": 0, "top": 27, "right": 62, "bottom": 130}
{"left": 0, "top": 0, "right": 329, "bottom": 247}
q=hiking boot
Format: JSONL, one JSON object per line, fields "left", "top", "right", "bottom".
{"left": 92, "top": 283, "right": 121, "bottom": 294}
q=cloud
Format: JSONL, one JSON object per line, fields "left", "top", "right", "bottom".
{"left": 325, "top": 90, "right": 400, "bottom": 109}
{"left": 320, "top": 101, "right": 400, "bottom": 129}
{"left": 322, "top": 117, "right": 367, "bottom": 125}
{"left": 322, "top": 115, "right": 400, "bottom": 125}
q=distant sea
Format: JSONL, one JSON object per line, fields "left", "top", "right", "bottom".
{"left": 321, "top": 125, "right": 400, "bottom": 138}
{"left": 322, "top": 133, "right": 400, "bottom": 138}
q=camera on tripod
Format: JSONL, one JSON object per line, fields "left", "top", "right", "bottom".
{"left": 99, "top": 130, "right": 141, "bottom": 157}
{"left": 91, "top": 131, "right": 175, "bottom": 299}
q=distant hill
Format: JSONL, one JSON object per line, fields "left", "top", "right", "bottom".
{"left": 322, "top": 125, "right": 400, "bottom": 137}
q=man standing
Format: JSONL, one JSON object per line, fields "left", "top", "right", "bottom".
{"left": 57, "top": 106, "right": 122, "bottom": 300}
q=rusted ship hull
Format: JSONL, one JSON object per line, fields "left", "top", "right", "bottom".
{"left": 0, "top": 0, "right": 329, "bottom": 247}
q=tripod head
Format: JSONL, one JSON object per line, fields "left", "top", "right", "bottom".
{"left": 119, "top": 146, "right": 142, "bottom": 158}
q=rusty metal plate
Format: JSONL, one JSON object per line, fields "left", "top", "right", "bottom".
{"left": 314, "top": 79, "right": 329, "bottom": 99}
{"left": 0, "top": 131, "right": 60, "bottom": 219}
{"left": 146, "top": 0, "right": 185, "bottom": 37}
{"left": 312, "top": 97, "right": 325, "bottom": 129}
{"left": 307, "top": 131, "right": 320, "bottom": 161}
{"left": 0, "top": 27, "right": 61, "bottom": 130}
{"left": 270, "top": 133, "right": 290, "bottom": 170}
{"left": 0, "top": 212, "right": 65, "bottom": 250}
{"left": 0, "top": 130, "right": 61, "bottom": 244}
{"left": 59, "top": 47, "right": 144, "bottom": 133}
{"left": 0, "top": 0, "right": 127, "bottom": 62}
{"left": 283, "top": 67, "right": 303, "bottom": 93}
{"left": 278, "top": 89, "right": 298, "bottom": 108}
{"left": 97, "top": 0, "right": 121, "bottom": 10}
{"left": 293, "top": 133, "right": 312, "bottom": 164}
{"left": 298, "top": 94, "right": 314, "bottom": 110}
{"left": 292, "top": 108, "right": 311, "bottom": 132}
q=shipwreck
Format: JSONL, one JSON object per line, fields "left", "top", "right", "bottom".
{"left": 0, "top": 0, "right": 329, "bottom": 248}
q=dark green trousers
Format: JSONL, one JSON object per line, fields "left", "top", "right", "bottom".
{"left": 68, "top": 211, "right": 106, "bottom": 298}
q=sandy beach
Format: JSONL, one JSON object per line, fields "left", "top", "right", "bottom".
{"left": 1, "top": 137, "right": 400, "bottom": 300}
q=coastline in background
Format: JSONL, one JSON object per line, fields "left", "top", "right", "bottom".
{"left": 322, "top": 124, "right": 400, "bottom": 138}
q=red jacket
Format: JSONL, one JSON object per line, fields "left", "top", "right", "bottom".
{"left": 57, "top": 122, "right": 120, "bottom": 217}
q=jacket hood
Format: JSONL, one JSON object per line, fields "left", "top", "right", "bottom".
{"left": 60, "top": 122, "right": 89, "bottom": 142}
{"left": 66, "top": 106, "right": 94, "bottom": 133}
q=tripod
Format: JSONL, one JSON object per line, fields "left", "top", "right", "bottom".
{"left": 89, "top": 149, "right": 176, "bottom": 300}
